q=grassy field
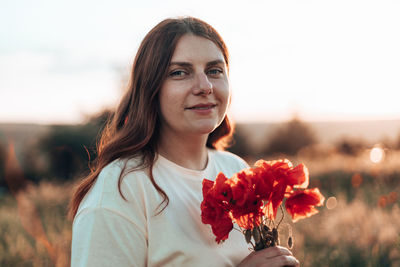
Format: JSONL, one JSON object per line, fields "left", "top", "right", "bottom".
{"left": 0, "top": 182, "right": 72, "bottom": 267}
{"left": 0, "top": 151, "right": 399, "bottom": 266}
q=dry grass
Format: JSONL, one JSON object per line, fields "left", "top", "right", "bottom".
{"left": 0, "top": 151, "right": 399, "bottom": 266}
{"left": 0, "top": 181, "right": 72, "bottom": 267}
{"left": 290, "top": 197, "right": 400, "bottom": 266}
{"left": 299, "top": 149, "right": 400, "bottom": 177}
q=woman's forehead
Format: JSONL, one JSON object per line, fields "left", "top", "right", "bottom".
{"left": 170, "top": 34, "right": 225, "bottom": 64}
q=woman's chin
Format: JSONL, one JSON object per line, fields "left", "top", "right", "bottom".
{"left": 190, "top": 122, "right": 219, "bottom": 135}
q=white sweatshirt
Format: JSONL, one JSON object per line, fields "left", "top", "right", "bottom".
{"left": 71, "top": 149, "right": 251, "bottom": 267}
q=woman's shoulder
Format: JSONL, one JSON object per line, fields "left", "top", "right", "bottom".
{"left": 75, "top": 157, "right": 156, "bottom": 218}
{"left": 99, "top": 156, "right": 153, "bottom": 184}
{"left": 96, "top": 157, "right": 147, "bottom": 188}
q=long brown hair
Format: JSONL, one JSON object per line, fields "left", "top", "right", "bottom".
{"left": 68, "top": 17, "right": 233, "bottom": 219}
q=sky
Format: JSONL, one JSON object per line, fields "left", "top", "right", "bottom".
{"left": 1, "top": 0, "right": 400, "bottom": 124}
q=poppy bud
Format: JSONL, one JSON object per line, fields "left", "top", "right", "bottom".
{"left": 272, "top": 228, "right": 278, "bottom": 240}
{"left": 261, "top": 225, "right": 269, "bottom": 238}
{"left": 252, "top": 227, "right": 261, "bottom": 243}
{"left": 245, "top": 229, "right": 252, "bottom": 243}
{"left": 288, "top": 236, "right": 293, "bottom": 249}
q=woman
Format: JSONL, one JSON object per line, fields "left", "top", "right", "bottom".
{"left": 70, "top": 17, "right": 299, "bottom": 267}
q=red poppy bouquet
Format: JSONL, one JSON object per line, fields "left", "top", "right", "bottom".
{"left": 201, "top": 159, "right": 325, "bottom": 251}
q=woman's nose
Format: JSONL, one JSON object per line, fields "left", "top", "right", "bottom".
{"left": 193, "top": 73, "right": 213, "bottom": 95}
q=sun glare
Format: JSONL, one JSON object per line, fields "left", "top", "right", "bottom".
{"left": 370, "top": 145, "right": 385, "bottom": 163}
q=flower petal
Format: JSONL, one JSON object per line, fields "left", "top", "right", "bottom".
{"left": 287, "top": 164, "right": 309, "bottom": 189}
{"left": 285, "top": 188, "right": 325, "bottom": 222}
{"left": 211, "top": 215, "right": 233, "bottom": 243}
{"left": 202, "top": 179, "right": 214, "bottom": 196}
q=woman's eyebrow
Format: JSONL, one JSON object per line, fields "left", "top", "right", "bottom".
{"left": 169, "top": 59, "right": 225, "bottom": 67}
{"left": 206, "top": 59, "right": 225, "bottom": 67}
{"left": 169, "top": 62, "right": 192, "bottom": 68}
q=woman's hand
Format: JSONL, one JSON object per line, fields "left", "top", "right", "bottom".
{"left": 237, "top": 246, "right": 300, "bottom": 267}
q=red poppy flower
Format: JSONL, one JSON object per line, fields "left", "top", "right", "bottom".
{"left": 201, "top": 159, "right": 323, "bottom": 245}
{"left": 201, "top": 177, "right": 233, "bottom": 243}
{"left": 286, "top": 163, "right": 309, "bottom": 189}
{"left": 210, "top": 214, "right": 233, "bottom": 243}
{"left": 252, "top": 165, "right": 274, "bottom": 200}
{"left": 201, "top": 178, "right": 229, "bottom": 224}
{"left": 228, "top": 169, "right": 255, "bottom": 206}
{"left": 224, "top": 169, "right": 265, "bottom": 229}
{"left": 200, "top": 198, "right": 220, "bottom": 225}
{"left": 255, "top": 159, "right": 293, "bottom": 176}
{"left": 263, "top": 180, "right": 287, "bottom": 220}
{"left": 234, "top": 212, "right": 263, "bottom": 230}
{"left": 254, "top": 160, "right": 289, "bottom": 220}
{"left": 201, "top": 199, "right": 232, "bottom": 243}
{"left": 253, "top": 159, "right": 311, "bottom": 220}
{"left": 285, "top": 188, "right": 325, "bottom": 222}
{"left": 202, "top": 179, "right": 214, "bottom": 197}
{"left": 208, "top": 173, "right": 233, "bottom": 206}
{"left": 231, "top": 199, "right": 264, "bottom": 229}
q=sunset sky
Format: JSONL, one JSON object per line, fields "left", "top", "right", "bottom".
{"left": 1, "top": 0, "right": 399, "bottom": 124}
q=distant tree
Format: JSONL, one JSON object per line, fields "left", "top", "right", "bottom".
{"left": 37, "top": 109, "right": 112, "bottom": 180}
{"left": 335, "top": 138, "right": 366, "bottom": 156}
{"left": 263, "top": 117, "right": 317, "bottom": 156}
{"left": 378, "top": 137, "right": 394, "bottom": 150}
{"left": 82, "top": 109, "right": 113, "bottom": 131}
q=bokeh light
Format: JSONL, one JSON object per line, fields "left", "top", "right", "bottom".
{"left": 370, "top": 145, "right": 385, "bottom": 163}
{"left": 326, "top": 196, "right": 337, "bottom": 210}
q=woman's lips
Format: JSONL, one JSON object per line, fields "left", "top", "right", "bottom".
{"left": 186, "top": 103, "right": 217, "bottom": 110}
{"left": 185, "top": 103, "right": 216, "bottom": 114}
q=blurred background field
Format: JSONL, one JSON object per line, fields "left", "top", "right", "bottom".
{"left": 2, "top": 0, "right": 400, "bottom": 266}
{"left": 0, "top": 115, "right": 399, "bottom": 266}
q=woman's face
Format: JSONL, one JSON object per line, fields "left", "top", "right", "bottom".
{"left": 158, "top": 34, "right": 230, "bottom": 138}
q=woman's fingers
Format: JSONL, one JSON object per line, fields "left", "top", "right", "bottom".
{"left": 260, "top": 255, "right": 300, "bottom": 267}
{"left": 237, "top": 246, "right": 300, "bottom": 267}
{"left": 254, "top": 245, "right": 293, "bottom": 259}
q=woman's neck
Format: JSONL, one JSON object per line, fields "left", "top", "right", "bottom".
{"left": 157, "top": 130, "right": 209, "bottom": 171}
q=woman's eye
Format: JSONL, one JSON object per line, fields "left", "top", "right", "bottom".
{"left": 207, "top": 69, "right": 223, "bottom": 77}
{"left": 169, "top": 70, "right": 187, "bottom": 77}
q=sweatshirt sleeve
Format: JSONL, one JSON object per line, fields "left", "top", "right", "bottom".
{"left": 71, "top": 207, "right": 147, "bottom": 267}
